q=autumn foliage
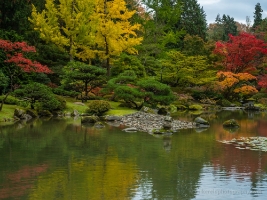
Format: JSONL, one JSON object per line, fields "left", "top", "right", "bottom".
{"left": 215, "top": 71, "right": 258, "bottom": 98}
{"left": 214, "top": 32, "right": 267, "bottom": 73}
{"left": 0, "top": 39, "right": 52, "bottom": 73}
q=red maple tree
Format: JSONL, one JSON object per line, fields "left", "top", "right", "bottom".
{"left": 213, "top": 32, "right": 267, "bottom": 73}
{"left": 0, "top": 39, "right": 52, "bottom": 74}
{"left": 0, "top": 39, "right": 52, "bottom": 111}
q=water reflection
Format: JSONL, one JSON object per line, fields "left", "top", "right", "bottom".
{"left": 0, "top": 110, "right": 267, "bottom": 199}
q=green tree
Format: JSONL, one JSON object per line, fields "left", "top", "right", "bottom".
{"left": 111, "top": 53, "right": 146, "bottom": 78}
{"left": 252, "top": 3, "right": 263, "bottom": 30}
{"left": 178, "top": 0, "right": 207, "bottom": 40}
{"left": 208, "top": 14, "right": 238, "bottom": 41}
{"left": 14, "top": 82, "right": 61, "bottom": 110}
{"left": 62, "top": 61, "right": 106, "bottom": 101}
{"left": 138, "top": 0, "right": 184, "bottom": 76}
{"left": 160, "top": 50, "right": 216, "bottom": 87}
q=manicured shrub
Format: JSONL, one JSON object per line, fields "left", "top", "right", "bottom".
{"left": 86, "top": 100, "right": 111, "bottom": 116}
{"left": 0, "top": 95, "right": 18, "bottom": 105}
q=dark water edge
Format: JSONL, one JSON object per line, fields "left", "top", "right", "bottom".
{"left": 0, "top": 110, "right": 267, "bottom": 200}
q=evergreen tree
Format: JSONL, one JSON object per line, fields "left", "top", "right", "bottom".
{"left": 252, "top": 3, "right": 263, "bottom": 29}
{"left": 178, "top": 0, "right": 207, "bottom": 40}
{"left": 208, "top": 14, "right": 237, "bottom": 41}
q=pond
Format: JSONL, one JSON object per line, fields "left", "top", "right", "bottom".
{"left": 0, "top": 110, "right": 267, "bottom": 200}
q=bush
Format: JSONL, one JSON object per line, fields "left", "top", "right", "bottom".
{"left": 86, "top": 100, "right": 111, "bottom": 116}
{"left": 0, "top": 95, "right": 18, "bottom": 105}
{"left": 252, "top": 93, "right": 267, "bottom": 102}
{"left": 53, "top": 87, "right": 79, "bottom": 97}
{"left": 219, "top": 99, "right": 232, "bottom": 107}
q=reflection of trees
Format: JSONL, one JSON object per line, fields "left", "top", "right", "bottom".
{"left": 1, "top": 110, "right": 267, "bottom": 199}
{"left": 212, "top": 144, "right": 267, "bottom": 193}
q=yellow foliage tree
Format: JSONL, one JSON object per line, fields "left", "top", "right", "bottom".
{"left": 29, "top": 0, "right": 143, "bottom": 76}
{"left": 29, "top": 0, "right": 97, "bottom": 61}
{"left": 93, "top": 0, "right": 143, "bottom": 76}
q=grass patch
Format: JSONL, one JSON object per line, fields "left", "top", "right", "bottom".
{"left": 105, "top": 101, "right": 137, "bottom": 115}
{"left": 0, "top": 104, "right": 24, "bottom": 122}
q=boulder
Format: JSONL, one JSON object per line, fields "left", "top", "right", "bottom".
{"left": 158, "top": 107, "right": 168, "bottom": 115}
{"left": 223, "top": 119, "right": 240, "bottom": 127}
{"left": 20, "top": 114, "right": 32, "bottom": 121}
{"left": 163, "top": 122, "right": 172, "bottom": 129}
{"left": 105, "top": 115, "right": 122, "bottom": 121}
{"left": 81, "top": 116, "right": 99, "bottom": 124}
{"left": 71, "top": 109, "right": 79, "bottom": 116}
{"left": 139, "top": 106, "right": 157, "bottom": 114}
{"left": 94, "top": 121, "right": 105, "bottom": 128}
{"left": 194, "top": 117, "right": 210, "bottom": 127}
{"left": 26, "top": 109, "right": 38, "bottom": 118}
{"left": 164, "top": 116, "right": 172, "bottom": 122}
{"left": 38, "top": 110, "right": 53, "bottom": 117}
{"left": 14, "top": 108, "right": 25, "bottom": 118}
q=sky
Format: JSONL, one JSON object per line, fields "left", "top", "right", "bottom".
{"left": 198, "top": 0, "right": 267, "bottom": 24}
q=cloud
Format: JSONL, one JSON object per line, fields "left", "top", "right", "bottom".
{"left": 198, "top": 0, "right": 221, "bottom": 5}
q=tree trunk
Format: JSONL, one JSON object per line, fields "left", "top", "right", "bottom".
{"left": 0, "top": 92, "right": 10, "bottom": 111}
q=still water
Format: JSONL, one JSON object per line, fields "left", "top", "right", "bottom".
{"left": 0, "top": 110, "right": 267, "bottom": 200}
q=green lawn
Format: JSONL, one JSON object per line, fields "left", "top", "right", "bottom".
{"left": 0, "top": 98, "right": 137, "bottom": 124}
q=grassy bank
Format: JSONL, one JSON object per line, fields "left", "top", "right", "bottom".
{"left": 0, "top": 98, "right": 137, "bottom": 124}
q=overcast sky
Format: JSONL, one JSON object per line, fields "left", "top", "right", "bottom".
{"left": 198, "top": 0, "right": 267, "bottom": 24}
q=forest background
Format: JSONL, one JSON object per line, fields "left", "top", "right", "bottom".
{"left": 1, "top": 0, "right": 267, "bottom": 114}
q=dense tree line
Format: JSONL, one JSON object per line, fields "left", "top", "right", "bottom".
{"left": 1, "top": 0, "right": 267, "bottom": 111}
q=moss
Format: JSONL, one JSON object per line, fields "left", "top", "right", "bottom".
{"left": 188, "top": 104, "right": 203, "bottom": 110}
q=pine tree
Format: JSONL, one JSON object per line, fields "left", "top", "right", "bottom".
{"left": 252, "top": 3, "right": 263, "bottom": 29}
{"left": 208, "top": 14, "right": 237, "bottom": 41}
{"left": 178, "top": 0, "right": 207, "bottom": 40}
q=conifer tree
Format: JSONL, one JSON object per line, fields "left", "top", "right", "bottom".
{"left": 252, "top": 3, "right": 263, "bottom": 29}
{"left": 178, "top": 0, "right": 207, "bottom": 40}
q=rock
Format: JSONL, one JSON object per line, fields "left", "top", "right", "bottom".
{"left": 20, "top": 114, "right": 32, "bottom": 121}
{"left": 194, "top": 117, "right": 210, "bottom": 127}
{"left": 223, "top": 119, "right": 240, "bottom": 127}
{"left": 26, "top": 109, "right": 38, "bottom": 118}
{"left": 64, "top": 112, "right": 72, "bottom": 116}
{"left": 14, "top": 108, "right": 25, "bottom": 118}
{"left": 81, "top": 116, "right": 99, "bottom": 124}
{"left": 163, "top": 122, "right": 172, "bottom": 129}
{"left": 152, "top": 129, "right": 174, "bottom": 135}
{"left": 164, "top": 116, "right": 172, "bottom": 122}
{"left": 123, "top": 127, "right": 138, "bottom": 132}
{"left": 139, "top": 106, "right": 157, "bottom": 114}
{"left": 94, "top": 121, "right": 105, "bottom": 128}
{"left": 38, "top": 110, "right": 53, "bottom": 117}
{"left": 158, "top": 107, "right": 168, "bottom": 115}
{"left": 71, "top": 109, "right": 79, "bottom": 116}
{"left": 73, "top": 102, "right": 85, "bottom": 106}
{"left": 105, "top": 115, "right": 122, "bottom": 121}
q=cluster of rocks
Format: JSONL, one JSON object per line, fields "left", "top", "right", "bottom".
{"left": 118, "top": 111, "right": 196, "bottom": 134}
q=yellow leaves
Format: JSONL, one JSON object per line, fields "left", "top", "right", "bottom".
{"left": 29, "top": 0, "right": 142, "bottom": 62}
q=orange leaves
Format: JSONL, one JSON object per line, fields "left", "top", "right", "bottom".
{"left": 215, "top": 71, "right": 258, "bottom": 97}
{"left": 233, "top": 86, "right": 258, "bottom": 95}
